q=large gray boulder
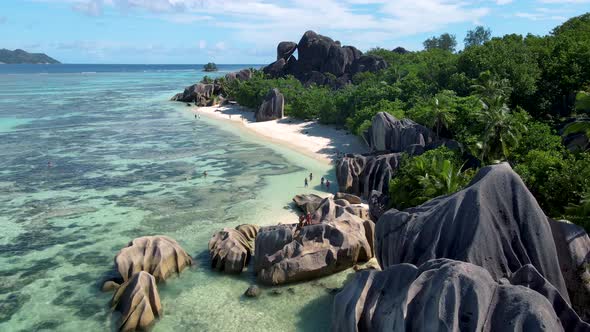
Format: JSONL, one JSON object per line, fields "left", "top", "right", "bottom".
{"left": 363, "top": 112, "right": 436, "bottom": 152}
{"left": 111, "top": 271, "right": 162, "bottom": 332}
{"left": 336, "top": 152, "right": 403, "bottom": 198}
{"left": 376, "top": 163, "right": 570, "bottom": 304}
{"left": 209, "top": 224, "right": 259, "bottom": 274}
{"left": 277, "top": 41, "right": 297, "bottom": 60}
{"left": 254, "top": 197, "right": 373, "bottom": 285}
{"left": 170, "top": 83, "right": 215, "bottom": 105}
{"left": 255, "top": 88, "right": 284, "bottom": 122}
{"left": 349, "top": 55, "right": 388, "bottom": 75}
{"left": 333, "top": 259, "right": 590, "bottom": 331}
{"left": 550, "top": 219, "right": 590, "bottom": 321}
{"left": 263, "top": 58, "right": 286, "bottom": 78}
{"left": 225, "top": 68, "right": 252, "bottom": 82}
{"left": 292, "top": 193, "right": 324, "bottom": 214}
{"left": 114, "top": 236, "right": 192, "bottom": 283}
{"left": 266, "top": 31, "right": 384, "bottom": 88}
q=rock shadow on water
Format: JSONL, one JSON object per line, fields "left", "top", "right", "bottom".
{"left": 296, "top": 292, "right": 333, "bottom": 331}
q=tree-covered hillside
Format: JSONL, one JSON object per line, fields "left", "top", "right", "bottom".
{"left": 0, "top": 49, "right": 60, "bottom": 64}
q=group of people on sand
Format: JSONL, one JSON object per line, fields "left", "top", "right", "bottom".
{"left": 304, "top": 172, "right": 330, "bottom": 190}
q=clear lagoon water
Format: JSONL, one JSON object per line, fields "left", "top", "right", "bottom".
{"left": 0, "top": 65, "right": 347, "bottom": 331}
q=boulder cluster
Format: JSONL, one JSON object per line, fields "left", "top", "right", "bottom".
{"left": 264, "top": 30, "right": 387, "bottom": 88}
{"left": 170, "top": 68, "right": 253, "bottom": 104}
{"left": 101, "top": 236, "right": 192, "bottom": 331}
{"left": 208, "top": 193, "right": 374, "bottom": 286}
{"left": 332, "top": 163, "right": 590, "bottom": 331}
{"left": 336, "top": 111, "right": 459, "bottom": 198}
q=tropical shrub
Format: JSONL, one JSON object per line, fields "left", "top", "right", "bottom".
{"left": 389, "top": 147, "right": 474, "bottom": 209}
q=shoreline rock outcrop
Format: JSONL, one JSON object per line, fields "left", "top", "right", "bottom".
{"left": 336, "top": 112, "right": 461, "bottom": 198}
{"left": 255, "top": 88, "right": 284, "bottom": 122}
{"left": 254, "top": 196, "right": 373, "bottom": 285}
{"left": 333, "top": 259, "right": 590, "bottom": 331}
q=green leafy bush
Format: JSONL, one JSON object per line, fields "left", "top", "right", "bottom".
{"left": 345, "top": 99, "right": 405, "bottom": 136}
{"left": 389, "top": 147, "right": 475, "bottom": 209}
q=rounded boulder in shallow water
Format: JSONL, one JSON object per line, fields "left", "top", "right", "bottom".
{"left": 115, "top": 236, "right": 192, "bottom": 283}
{"left": 209, "top": 224, "right": 259, "bottom": 274}
{"left": 101, "top": 280, "right": 120, "bottom": 292}
{"left": 111, "top": 271, "right": 162, "bottom": 332}
{"left": 244, "top": 285, "right": 261, "bottom": 298}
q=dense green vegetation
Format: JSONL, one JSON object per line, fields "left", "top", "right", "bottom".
{"left": 223, "top": 13, "right": 590, "bottom": 230}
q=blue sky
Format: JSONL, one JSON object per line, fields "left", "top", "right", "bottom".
{"left": 0, "top": 0, "right": 589, "bottom": 64}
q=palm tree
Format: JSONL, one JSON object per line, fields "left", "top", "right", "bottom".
{"left": 430, "top": 95, "right": 456, "bottom": 138}
{"left": 563, "top": 118, "right": 590, "bottom": 151}
{"left": 472, "top": 73, "right": 526, "bottom": 163}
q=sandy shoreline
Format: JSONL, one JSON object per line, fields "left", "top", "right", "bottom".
{"left": 191, "top": 104, "right": 367, "bottom": 164}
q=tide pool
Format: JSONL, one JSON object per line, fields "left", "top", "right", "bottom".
{"left": 0, "top": 66, "right": 348, "bottom": 331}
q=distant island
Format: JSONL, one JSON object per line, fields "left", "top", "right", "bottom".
{"left": 0, "top": 49, "right": 60, "bottom": 64}
{"left": 203, "top": 62, "right": 217, "bottom": 72}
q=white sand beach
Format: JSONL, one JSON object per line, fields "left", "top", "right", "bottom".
{"left": 192, "top": 104, "right": 368, "bottom": 164}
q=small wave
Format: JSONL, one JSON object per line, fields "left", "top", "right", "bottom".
{"left": 81, "top": 72, "right": 97, "bottom": 74}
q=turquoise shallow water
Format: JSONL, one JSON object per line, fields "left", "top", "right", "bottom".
{"left": 0, "top": 66, "right": 347, "bottom": 331}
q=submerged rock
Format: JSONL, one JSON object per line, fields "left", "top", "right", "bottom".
{"left": 376, "top": 163, "right": 569, "bottom": 303}
{"left": 255, "top": 88, "right": 284, "bottom": 122}
{"left": 101, "top": 280, "right": 120, "bottom": 292}
{"left": 244, "top": 285, "right": 261, "bottom": 298}
{"left": 333, "top": 259, "right": 590, "bottom": 331}
{"left": 111, "top": 271, "right": 162, "bottom": 332}
{"left": 115, "top": 236, "right": 192, "bottom": 283}
{"left": 209, "top": 224, "right": 259, "bottom": 274}
{"left": 255, "top": 197, "right": 373, "bottom": 285}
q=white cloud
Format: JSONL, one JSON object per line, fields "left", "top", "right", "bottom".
{"left": 539, "top": 0, "right": 590, "bottom": 3}
{"left": 199, "top": 40, "right": 207, "bottom": 49}
{"left": 496, "top": 0, "right": 513, "bottom": 5}
{"left": 42, "top": 0, "right": 491, "bottom": 50}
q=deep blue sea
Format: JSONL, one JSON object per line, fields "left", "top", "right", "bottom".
{"left": 0, "top": 64, "right": 339, "bottom": 331}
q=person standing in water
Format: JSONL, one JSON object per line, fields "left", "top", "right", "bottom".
{"left": 304, "top": 178, "right": 308, "bottom": 187}
{"left": 309, "top": 173, "right": 313, "bottom": 181}
{"left": 326, "top": 179, "right": 330, "bottom": 190}
{"left": 321, "top": 177, "right": 325, "bottom": 186}
{"left": 203, "top": 171, "right": 208, "bottom": 178}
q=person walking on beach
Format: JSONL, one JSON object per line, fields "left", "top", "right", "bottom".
{"left": 304, "top": 178, "right": 308, "bottom": 187}
{"left": 306, "top": 212, "right": 312, "bottom": 225}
